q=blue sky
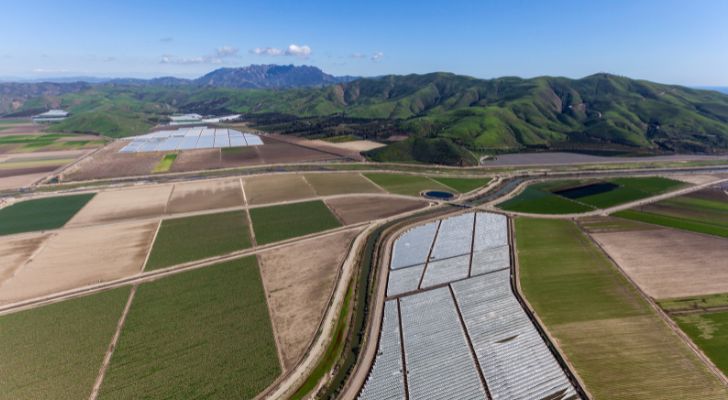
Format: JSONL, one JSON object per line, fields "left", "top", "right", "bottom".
{"left": 2, "top": 0, "right": 728, "bottom": 85}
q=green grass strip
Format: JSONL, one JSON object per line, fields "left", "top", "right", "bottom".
{"left": 152, "top": 153, "right": 177, "bottom": 173}
{"left": 249, "top": 200, "right": 341, "bottom": 245}
{"left": 429, "top": 176, "right": 491, "bottom": 193}
{"left": 0, "top": 193, "right": 95, "bottom": 236}
{"left": 614, "top": 209, "right": 728, "bottom": 238}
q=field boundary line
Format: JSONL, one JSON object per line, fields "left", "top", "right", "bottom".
{"left": 240, "top": 178, "right": 257, "bottom": 246}
{"left": 89, "top": 284, "right": 137, "bottom": 400}
{"left": 162, "top": 183, "right": 176, "bottom": 214}
{"left": 416, "top": 220, "right": 440, "bottom": 290}
{"left": 140, "top": 220, "right": 162, "bottom": 272}
{"left": 468, "top": 212, "right": 477, "bottom": 277}
{"left": 396, "top": 298, "right": 410, "bottom": 400}
{"left": 358, "top": 171, "right": 388, "bottom": 193}
{"left": 579, "top": 222, "right": 728, "bottom": 388}
{"left": 256, "top": 254, "right": 286, "bottom": 372}
{"left": 448, "top": 284, "right": 492, "bottom": 400}
{"left": 0, "top": 232, "right": 54, "bottom": 288}
{"left": 509, "top": 217, "right": 592, "bottom": 399}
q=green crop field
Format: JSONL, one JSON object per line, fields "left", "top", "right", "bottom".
{"left": 615, "top": 191, "right": 728, "bottom": 237}
{"left": 429, "top": 176, "right": 491, "bottom": 193}
{"left": 675, "top": 311, "right": 728, "bottom": 376}
{"left": 516, "top": 218, "right": 728, "bottom": 399}
{"left": 498, "top": 186, "right": 594, "bottom": 214}
{"left": 499, "top": 177, "right": 684, "bottom": 214}
{"left": 0, "top": 193, "right": 94, "bottom": 236}
{"left": 145, "top": 210, "right": 252, "bottom": 270}
{"left": 659, "top": 293, "right": 728, "bottom": 313}
{"left": 363, "top": 173, "right": 450, "bottom": 196}
{"left": 249, "top": 200, "right": 341, "bottom": 245}
{"left": 0, "top": 287, "right": 130, "bottom": 400}
{"left": 304, "top": 173, "right": 383, "bottom": 196}
{"left": 152, "top": 153, "right": 177, "bottom": 173}
{"left": 99, "top": 257, "right": 280, "bottom": 399}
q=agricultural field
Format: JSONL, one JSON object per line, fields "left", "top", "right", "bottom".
{"left": 151, "top": 153, "right": 177, "bottom": 173}
{"left": 674, "top": 311, "right": 728, "bottom": 377}
{"left": 166, "top": 178, "right": 244, "bottom": 214}
{"left": 68, "top": 185, "right": 171, "bottom": 225}
{"left": 0, "top": 220, "right": 156, "bottom": 305}
{"left": 99, "top": 257, "right": 280, "bottom": 399}
{"left": 0, "top": 193, "right": 94, "bottom": 235}
{"left": 0, "top": 132, "right": 104, "bottom": 153}
{"left": 249, "top": 200, "right": 341, "bottom": 245}
{"left": 258, "top": 228, "right": 362, "bottom": 368}
{"left": 0, "top": 287, "right": 130, "bottom": 400}
{"left": 303, "top": 172, "right": 384, "bottom": 196}
{"left": 325, "top": 195, "right": 427, "bottom": 225}
{"left": 145, "top": 210, "right": 251, "bottom": 270}
{"left": 589, "top": 224, "right": 728, "bottom": 299}
{"left": 362, "top": 173, "right": 451, "bottom": 196}
{"left": 499, "top": 177, "right": 685, "bottom": 214}
{"left": 516, "top": 218, "right": 728, "bottom": 399}
{"left": 659, "top": 293, "right": 728, "bottom": 313}
{"left": 244, "top": 173, "right": 317, "bottom": 205}
{"left": 62, "top": 141, "right": 163, "bottom": 181}
{"left": 428, "top": 176, "right": 491, "bottom": 193}
{"left": 614, "top": 186, "right": 728, "bottom": 237}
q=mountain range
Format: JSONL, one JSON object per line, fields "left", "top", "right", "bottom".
{"left": 2, "top": 66, "right": 728, "bottom": 165}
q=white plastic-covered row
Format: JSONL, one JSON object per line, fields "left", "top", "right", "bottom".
{"left": 119, "top": 127, "right": 263, "bottom": 153}
{"left": 387, "top": 265, "right": 425, "bottom": 297}
{"left": 473, "top": 212, "right": 508, "bottom": 251}
{"left": 421, "top": 254, "right": 470, "bottom": 289}
{"left": 430, "top": 213, "right": 474, "bottom": 260}
{"left": 400, "top": 287, "right": 486, "bottom": 400}
{"left": 390, "top": 221, "right": 439, "bottom": 269}
{"left": 452, "top": 271, "right": 578, "bottom": 400}
{"left": 470, "top": 245, "right": 510, "bottom": 276}
{"left": 359, "top": 300, "right": 406, "bottom": 400}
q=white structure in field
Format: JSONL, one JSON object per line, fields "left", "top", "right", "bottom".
{"left": 169, "top": 113, "right": 203, "bottom": 125}
{"left": 32, "top": 109, "right": 69, "bottom": 123}
{"left": 360, "top": 212, "right": 581, "bottom": 400}
{"left": 119, "top": 126, "right": 263, "bottom": 153}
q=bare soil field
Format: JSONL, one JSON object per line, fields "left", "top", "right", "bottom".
{"left": 592, "top": 228, "right": 728, "bottom": 299}
{"left": 256, "top": 135, "right": 343, "bottom": 164}
{"left": 324, "top": 196, "right": 428, "bottom": 225}
{"left": 166, "top": 179, "right": 244, "bottom": 214}
{"left": 63, "top": 141, "right": 160, "bottom": 181}
{"left": 220, "top": 146, "right": 264, "bottom": 167}
{"left": 670, "top": 174, "right": 728, "bottom": 185}
{"left": 0, "top": 220, "right": 156, "bottom": 305}
{"left": 169, "top": 149, "right": 220, "bottom": 172}
{"left": 243, "top": 174, "right": 317, "bottom": 205}
{"left": 483, "top": 151, "right": 728, "bottom": 166}
{"left": 0, "top": 171, "right": 51, "bottom": 190}
{"left": 0, "top": 124, "right": 42, "bottom": 135}
{"left": 304, "top": 173, "right": 384, "bottom": 196}
{"left": 68, "top": 184, "right": 172, "bottom": 225}
{"left": 257, "top": 228, "right": 362, "bottom": 369}
{"left": 0, "top": 149, "right": 89, "bottom": 163}
{"left": 0, "top": 232, "right": 49, "bottom": 287}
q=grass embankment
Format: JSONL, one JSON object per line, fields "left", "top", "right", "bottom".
{"left": 429, "top": 176, "right": 491, "bottom": 193}
{"left": 100, "top": 258, "right": 280, "bottom": 398}
{"left": 516, "top": 218, "right": 727, "bottom": 399}
{"left": 152, "top": 153, "right": 177, "bottom": 173}
{"left": 145, "top": 210, "right": 252, "bottom": 270}
{"left": 674, "top": 311, "right": 728, "bottom": 377}
{"left": 615, "top": 193, "right": 728, "bottom": 237}
{"left": 363, "top": 173, "right": 451, "bottom": 196}
{"left": 0, "top": 193, "right": 94, "bottom": 235}
{"left": 249, "top": 200, "right": 341, "bottom": 245}
{"left": 499, "top": 177, "right": 684, "bottom": 214}
{"left": 0, "top": 287, "right": 130, "bottom": 400}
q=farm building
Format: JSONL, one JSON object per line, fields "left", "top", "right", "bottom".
{"left": 32, "top": 109, "right": 69, "bottom": 123}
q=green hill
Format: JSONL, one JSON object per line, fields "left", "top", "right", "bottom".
{"left": 5, "top": 72, "right": 728, "bottom": 163}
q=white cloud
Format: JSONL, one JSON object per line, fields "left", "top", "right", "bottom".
{"left": 250, "top": 47, "right": 284, "bottom": 56}
{"left": 215, "top": 46, "right": 239, "bottom": 57}
{"left": 371, "top": 52, "right": 384, "bottom": 62}
{"left": 285, "top": 44, "right": 312, "bottom": 58}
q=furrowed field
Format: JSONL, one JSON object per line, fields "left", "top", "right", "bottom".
{"left": 0, "top": 193, "right": 95, "bottom": 235}
{"left": 99, "top": 257, "right": 280, "bottom": 399}
{"left": 249, "top": 200, "right": 341, "bottom": 245}
{"left": 0, "top": 287, "right": 130, "bottom": 400}
{"left": 500, "top": 177, "right": 684, "bottom": 214}
{"left": 145, "top": 210, "right": 252, "bottom": 270}
{"left": 516, "top": 218, "right": 727, "bottom": 399}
